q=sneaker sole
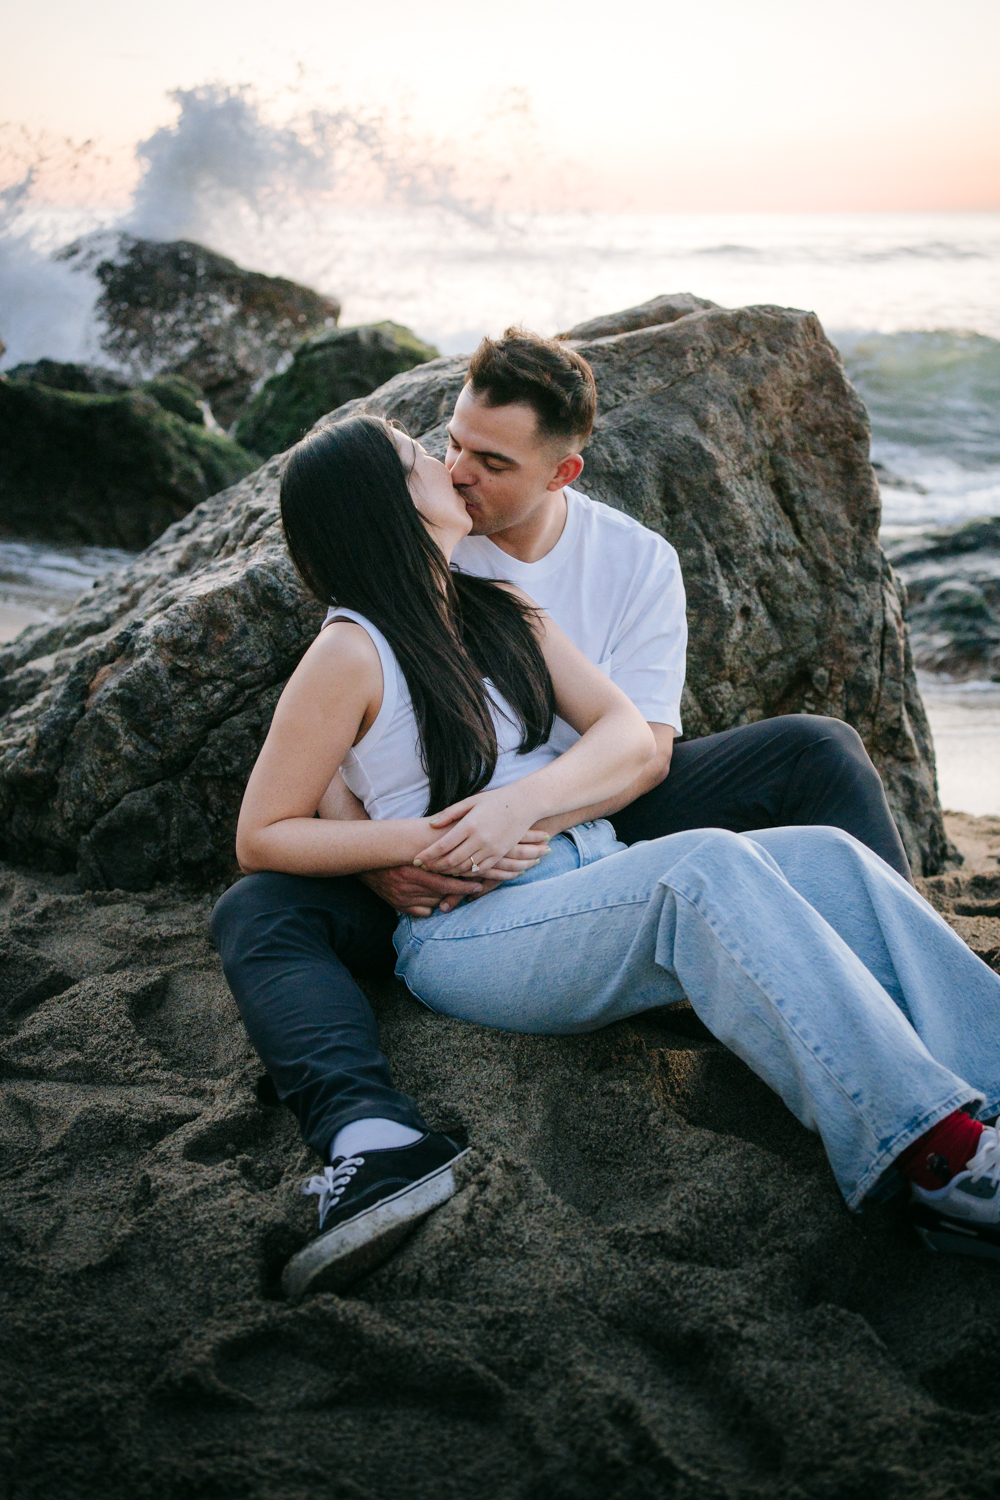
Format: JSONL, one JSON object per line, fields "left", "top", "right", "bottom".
{"left": 911, "top": 1205, "right": 1000, "bottom": 1263}
{"left": 281, "top": 1149, "right": 470, "bottom": 1301}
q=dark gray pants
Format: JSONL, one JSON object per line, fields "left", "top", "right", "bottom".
{"left": 211, "top": 714, "right": 911, "bottom": 1157}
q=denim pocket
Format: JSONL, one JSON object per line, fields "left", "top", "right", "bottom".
{"left": 565, "top": 818, "right": 628, "bottom": 866}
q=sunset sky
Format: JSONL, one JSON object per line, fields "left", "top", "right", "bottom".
{"left": 3, "top": 0, "right": 999, "bottom": 211}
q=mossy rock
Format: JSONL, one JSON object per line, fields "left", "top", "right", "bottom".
{"left": 5, "top": 359, "right": 131, "bottom": 395}
{"left": 58, "top": 234, "right": 342, "bottom": 429}
{"left": 139, "top": 375, "right": 205, "bottom": 427}
{"left": 0, "top": 377, "right": 259, "bottom": 549}
{"left": 235, "top": 322, "right": 439, "bottom": 458}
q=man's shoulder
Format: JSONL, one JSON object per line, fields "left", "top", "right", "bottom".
{"left": 568, "top": 488, "right": 680, "bottom": 569}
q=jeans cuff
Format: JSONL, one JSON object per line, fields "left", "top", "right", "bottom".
{"left": 852, "top": 1087, "right": 986, "bottom": 1210}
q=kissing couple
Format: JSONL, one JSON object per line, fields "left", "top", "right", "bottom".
{"left": 213, "top": 326, "right": 1000, "bottom": 1298}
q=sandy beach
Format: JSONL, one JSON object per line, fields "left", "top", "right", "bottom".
{"left": 0, "top": 803, "right": 996, "bottom": 1497}
{"left": 0, "top": 601, "right": 51, "bottom": 642}
{"left": 920, "top": 675, "right": 1000, "bottom": 818}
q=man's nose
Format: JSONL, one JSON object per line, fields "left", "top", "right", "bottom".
{"left": 448, "top": 450, "right": 477, "bottom": 488}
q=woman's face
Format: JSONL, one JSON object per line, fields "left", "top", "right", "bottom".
{"left": 391, "top": 429, "right": 472, "bottom": 553}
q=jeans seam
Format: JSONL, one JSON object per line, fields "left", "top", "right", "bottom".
{"left": 416, "top": 894, "right": 656, "bottom": 942}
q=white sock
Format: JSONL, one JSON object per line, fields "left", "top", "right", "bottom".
{"left": 331, "top": 1118, "right": 424, "bottom": 1160}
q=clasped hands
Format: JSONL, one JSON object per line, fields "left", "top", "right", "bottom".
{"left": 364, "top": 786, "right": 552, "bottom": 918}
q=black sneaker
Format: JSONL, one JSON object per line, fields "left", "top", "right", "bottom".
{"left": 281, "top": 1132, "right": 469, "bottom": 1300}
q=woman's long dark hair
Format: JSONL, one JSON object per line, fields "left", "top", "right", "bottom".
{"left": 280, "top": 415, "right": 555, "bottom": 814}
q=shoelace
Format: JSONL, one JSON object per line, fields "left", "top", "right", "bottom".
{"left": 966, "top": 1125, "right": 1000, "bottom": 1186}
{"left": 301, "top": 1155, "right": 365, "bottom": 1228}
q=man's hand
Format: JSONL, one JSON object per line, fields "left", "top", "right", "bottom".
{"left": 361, "top": 865, "right": 484, "bottom": 918}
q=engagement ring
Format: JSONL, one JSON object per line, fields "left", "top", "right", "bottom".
{"left": 470, "top": 862, "right": 480, "bottom": 874}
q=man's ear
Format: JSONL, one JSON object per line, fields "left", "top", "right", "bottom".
{"left": 546, "top": 451, "right": 585, "bottom": 491}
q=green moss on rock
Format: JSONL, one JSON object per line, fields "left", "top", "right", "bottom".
{"left": 0, "top": 377, "right": 259, "bottom": 549}
{"left": 5, "top": 359, "right": 131, "bottom": 395}
{"left": 139, "top": 375, "right": 206, "bottom": 426}
{"left": 235, "top": 322, "right": 439, "bottom": 458}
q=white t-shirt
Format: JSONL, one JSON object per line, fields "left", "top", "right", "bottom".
{"left": 452, "top": 486, "right": 686, "bottom": 748}
{"left": 325, "top": 609, "right": 560, "bottom": 819}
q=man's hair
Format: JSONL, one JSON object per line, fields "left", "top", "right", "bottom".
{"left": 466, "top": 326, "right": 597, "bottom": 445}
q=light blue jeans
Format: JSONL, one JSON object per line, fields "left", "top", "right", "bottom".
{"left": 394, "top": 821, "right": 1000, "bottom": 1209}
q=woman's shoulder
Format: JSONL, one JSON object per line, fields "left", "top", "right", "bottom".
{"left": 300, "top": 617, "right": 384, "bottom": 683}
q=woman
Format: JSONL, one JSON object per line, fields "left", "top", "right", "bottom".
{"left": 235, "top": 415, "right": 1000, "bottom": 1301}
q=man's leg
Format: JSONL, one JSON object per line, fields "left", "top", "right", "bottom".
{"left": 211, "top": 873, "right": 427, "bottom": 1159}
{"left": 610, "top": 714, "right": 912, "bottom": 880}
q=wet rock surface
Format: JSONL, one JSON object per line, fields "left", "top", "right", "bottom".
{"left": 235, "top": 321, "right": 439, "bottom": 458}
{"left": 885, "top": 516, "right": 1000, "bottom": 681}
{"left": 0, "top": 373, "right": 258, "bottom": 548}
{"left": 59, "top": 234, "right": 341, "bottom": 428}
{"left": 0, "top": 823, "right": 998, "bottom": 1499}
{"left": 0, "top": 298, "right": 948, "bottom": 888}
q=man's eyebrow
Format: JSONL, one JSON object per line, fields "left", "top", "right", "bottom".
{"left": 445, "top": 426, "right": 517, "bottom": 465}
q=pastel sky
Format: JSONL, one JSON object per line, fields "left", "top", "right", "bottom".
{"left": 3, "top": 0, "right": 999, "bottom": 211}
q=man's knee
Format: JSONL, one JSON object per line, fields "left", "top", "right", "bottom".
{"left": 780, "top": 713, "right": 864, "bottom": 754}
{"left": 782, "top": 715, "right": 878, "bottom": 779}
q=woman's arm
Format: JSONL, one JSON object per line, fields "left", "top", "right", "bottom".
{"left": 236, "top": 622, "right": 438, "bottom": 876}
{"left": 413, "top": 601, "right": 656, "bottom": 873}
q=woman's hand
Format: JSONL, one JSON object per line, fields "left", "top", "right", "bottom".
{"left": 411, "top": 788, "right": 549, "bottom": 877}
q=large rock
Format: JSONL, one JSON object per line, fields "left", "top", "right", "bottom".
{"left": 235, "top": 321, "right": 439, "bottom": 459}
{"left": 58, "top": 235, "right": 341, "bottom": 428}
{"left": 0, "top": 374, "right": 258, "bottom": 548}
{"left": 0, "top": 300, "right": 948, "bottom": 886}
{"left": 885, "top": 516, "right": 1000, "bottom": 680}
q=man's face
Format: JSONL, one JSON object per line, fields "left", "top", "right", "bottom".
{"left": 445, "top": 384, "right": 577, "bottom": 536}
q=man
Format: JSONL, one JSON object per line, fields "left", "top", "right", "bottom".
{"left": 212, "top": 327, "right": 910, "bottom": 1296}
{"left": 320, "top": 327, "right": 908, "bottom": 915}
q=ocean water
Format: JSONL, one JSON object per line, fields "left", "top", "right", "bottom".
{"left": 2, "top": 203, "right": 999, "bottom": 812}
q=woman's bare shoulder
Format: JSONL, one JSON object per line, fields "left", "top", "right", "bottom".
{"left": 295, "top": 619, "right": 383, "bottom": 689}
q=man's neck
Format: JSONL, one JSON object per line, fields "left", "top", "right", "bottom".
{"left": 485, "top": 488, "right": 569, "bottom": 564}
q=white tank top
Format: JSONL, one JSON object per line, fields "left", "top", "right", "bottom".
{"left": 324, "top": 608, "right": 561, "bottom": 819}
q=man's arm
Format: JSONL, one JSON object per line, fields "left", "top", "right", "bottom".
{"left": 530, "top": 723, "right": 674, "bottom": 837}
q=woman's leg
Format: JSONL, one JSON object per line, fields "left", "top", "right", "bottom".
{"left": 744, "top": 824, "right": 1000, "bottom": 1114}
{"left": 395, "top": 828, "right": 996, "bottom": 1207}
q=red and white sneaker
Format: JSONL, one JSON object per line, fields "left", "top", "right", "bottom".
{"left": 910, "top": 1124, "right": 1000, "bottom": 1261}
